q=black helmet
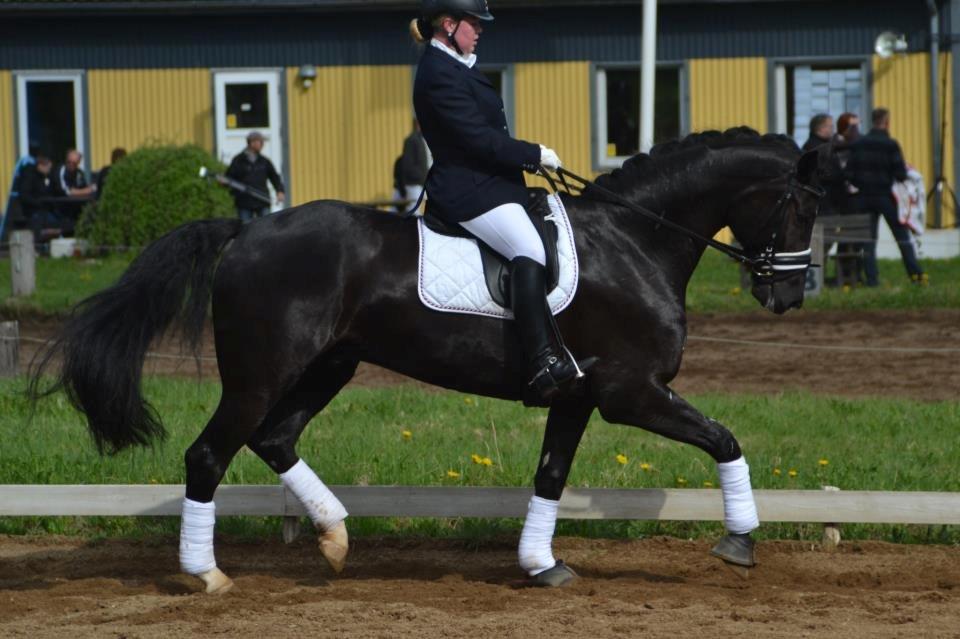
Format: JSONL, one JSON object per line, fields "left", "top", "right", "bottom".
{"left": 422, "top": 0, "right": 494, "bottom": 21}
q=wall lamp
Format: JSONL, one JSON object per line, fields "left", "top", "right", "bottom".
{"left": 298, "top": 64, "right": 317, "bottom": 89}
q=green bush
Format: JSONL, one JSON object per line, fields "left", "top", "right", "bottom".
{"left": 79, "top": 145, "right": 234, "bottom": 247}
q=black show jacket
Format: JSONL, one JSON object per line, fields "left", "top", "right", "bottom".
{"left": 413, "top": 44, "right": 541, "bottom": 223}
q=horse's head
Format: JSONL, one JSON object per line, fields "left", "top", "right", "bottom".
{"left": 728, "top": 148, "right": 826, "bottom": 314}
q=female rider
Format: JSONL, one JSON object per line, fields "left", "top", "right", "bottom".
{"left": 410, "top": 0, "right": 593, "bottom": 402}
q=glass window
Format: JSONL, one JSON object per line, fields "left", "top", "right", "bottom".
{"left": 778, "top": 64, "right": 864, "bottom": 147}
{"left": 225, "top": 83, "right": 269, "bottom": 129}
{"left": 596, "top": 66, "right": 683, "bottom": 167}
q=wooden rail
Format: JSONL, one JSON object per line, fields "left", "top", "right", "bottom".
{"left": 2, "top": 485, "right": 959, "bottom": 525}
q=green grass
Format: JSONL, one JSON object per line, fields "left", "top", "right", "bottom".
{"left": 2, "top": 250, "right": 957, "bottom": 318}
{"left": 0, "top": 253, "right": 134, "bottom": 317}
{"left": 686, "top": 251, "right": 960, "bottom": 312}
{"left": 1, "top": 378, "right": 957, "bottom": 544}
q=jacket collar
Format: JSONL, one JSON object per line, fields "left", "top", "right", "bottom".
{"left": 429, "top": 38, "right": 477, "bottom": 68}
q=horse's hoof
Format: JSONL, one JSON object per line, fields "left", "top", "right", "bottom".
{"left": 530, "top": 560, "right": 578, "bottom": 587}
{"left": 197, "top": 567, "right": 234, "bottom": 595}
{"left": 710, "top": 533, "right": 755, "bottom": 580}
{"left": 319, "top": 521, "right": 349, "bottom": 574}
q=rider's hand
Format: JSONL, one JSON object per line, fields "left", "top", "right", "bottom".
{"left": 539, "top": 145, "right": 562, "bottom": 171}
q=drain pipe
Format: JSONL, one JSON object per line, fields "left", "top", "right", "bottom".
{"left": 640, "top": 0, "right": 658, "bottom": 153}
{"left": 927, "top": 0, "right": 942, "bottom": 227}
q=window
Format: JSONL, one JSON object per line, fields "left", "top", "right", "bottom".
{"left": 595, "top": 65, "right": 684, "bottom": 169}
{"left": 773, "top": 63, "right": 866, "bottom": 147}
{"left": 224, "top": 82, "right": 270, "bottom": 129}
{"left": 15, "top": 72, "right": 87, "bottom": 169}
{"left": 478, "top": 65, "right": 514, "bottom": 132}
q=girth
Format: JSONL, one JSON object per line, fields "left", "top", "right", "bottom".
{"left": 422, "top": 189, "right": 560, "bottom": 309}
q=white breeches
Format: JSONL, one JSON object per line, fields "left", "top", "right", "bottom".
{"left": 717, "top": 456, "right": 760, "bottom": 534}
{"left": 459, "top": 203, "right": 547, "bottom": 266}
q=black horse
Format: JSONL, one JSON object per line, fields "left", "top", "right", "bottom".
{"left": 32, "top": 128, "right": 825, "bottom": 592}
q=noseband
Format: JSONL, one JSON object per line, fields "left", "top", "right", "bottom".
{"left": 546, "top": 167, "right": 825, "bottom": 279}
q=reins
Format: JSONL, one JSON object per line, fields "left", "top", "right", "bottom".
{"left": 540, "top": 166, "right": 824, "bottom": 278}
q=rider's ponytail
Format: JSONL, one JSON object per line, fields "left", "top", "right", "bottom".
{"left": 410, "top": 17, "right": 433, "bottom": 43}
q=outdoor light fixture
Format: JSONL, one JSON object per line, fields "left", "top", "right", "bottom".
{"left": 298, "top": 64, "right": 317, "bottom": 88}
{"left": 874, "top": 32, "right": 908, "bottom": 58}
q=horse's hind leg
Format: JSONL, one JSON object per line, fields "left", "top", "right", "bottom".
{"left": 598, "top": 384, "right": 759, "bottom": 576}
{"left": 246, "top": 358, "right": 359, "bottom": 574}
{"left": 180, "top": 390, "right": 275, "bottom": 594}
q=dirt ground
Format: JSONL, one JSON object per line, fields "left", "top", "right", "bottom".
{"left": 0, "top": 536, "right": 959, "bottom": 638}
{"left": 17, "top": 309, "right": 960, "bottom": 401}
{"left": 6, "top": 310, "right": 959, "bottom": 636}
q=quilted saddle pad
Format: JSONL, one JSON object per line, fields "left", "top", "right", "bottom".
{"left": 417, "top": 193, "right": 579, "bottom": 319}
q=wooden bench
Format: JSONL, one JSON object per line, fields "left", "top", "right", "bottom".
{"left": 816, "top": 213, "right": 873, "bottom": 288}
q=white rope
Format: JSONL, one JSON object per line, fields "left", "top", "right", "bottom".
{"left": 687, "top": 335, "right": 960, "bottom": 354}
{"left": 5, "top": 330, "right": 959, "bottom": 356}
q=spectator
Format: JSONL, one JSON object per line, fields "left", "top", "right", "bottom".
{"left": 96, "top": 147, "right": 127, "bottom": 198}
{"left": 18, "top": 155, "right": 65, "bottom": 244}
{"left": 802, "top": 113, "right": 834, "bottom": 152}
{"left": 2, "top": 145, "right": 41, "bottom": 240}
{"left": 393, "top": 119, "right": 430, "bottom": 213}
{"left": 830, "top": 112, "right": 864, "bottom": 284}
{"left": 225, "top": 131, "right": 285, "bottom": 223}
{"left": 56, "top": 149, "right": 96, "bottom": 227}
{"left": 846, "top": 107, "right": 925, "bottom": 286}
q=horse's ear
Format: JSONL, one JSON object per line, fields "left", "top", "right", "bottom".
{"left": 796, "top": 149, "right": 820, "bottom": 185}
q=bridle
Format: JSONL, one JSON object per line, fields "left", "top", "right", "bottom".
{"left": 544, "top": 166, "right": 825, "bottom": 279}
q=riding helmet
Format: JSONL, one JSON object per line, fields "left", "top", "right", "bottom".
{"left": 421, "top": 0, "right": 494, "bottom": 21}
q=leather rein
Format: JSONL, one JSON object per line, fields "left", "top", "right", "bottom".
{"left": 540, "top": 166, "right": 825, "bottom": 279}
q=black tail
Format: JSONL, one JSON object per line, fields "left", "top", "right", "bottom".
{"left": 29, "top": 218, "right": 242, "bottom": 454}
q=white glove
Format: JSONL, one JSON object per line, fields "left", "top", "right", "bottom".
{"left": 539, "top": 145, "right": 562, "bottom": 171}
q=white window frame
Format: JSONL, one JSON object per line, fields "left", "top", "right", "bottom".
{"left": 14, "top": 70, "right": 88, "bottom": 173}
{"left": 593, "top": 62, "right": 688, "bottom": 171}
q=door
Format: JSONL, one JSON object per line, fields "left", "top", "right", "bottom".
{"left": 213, "top": 70, "right": 284, "bottom": 209}
{"left": 16, "top": 71, "right": 87, "bottom": 170}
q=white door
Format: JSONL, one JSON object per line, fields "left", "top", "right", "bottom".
{"left": 213, "top": 70, "right": 284, "bottom": 210}
{"left": 16, "top": 71, "right": 87, "bottom": 171}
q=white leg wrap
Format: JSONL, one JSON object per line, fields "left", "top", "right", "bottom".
{"left": 717, "top": 456, "right": 760, "bottom": 534}
{"left": 179, "top": 498, "right": 217, "bottom": 575}
{"left": 280, "top": 458, "right": 348, "bottom": 531}
{"left": 518, "top": 496, "right": 559, "bottom": 576}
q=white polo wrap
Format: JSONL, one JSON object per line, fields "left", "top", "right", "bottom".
{"left": 518, "top": 496, "right": 559, "bottom": 576}
{"left": 179, "top": 498, "right": 217, "bottom": 575}
{"left": 717, "top": 456, "right": 760, "bottom": 534}
{"left": 280, "top": 458, "right": 348, "bottom": 531}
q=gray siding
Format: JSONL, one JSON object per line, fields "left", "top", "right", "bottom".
{"left": 0, "top": 1, "right": 931, "bottom": 69}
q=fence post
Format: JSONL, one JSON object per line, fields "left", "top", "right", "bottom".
{"left": 821, "top": 485, "right": 841, "bottom": 550}
{"left": 0, "top": 321, "right": 18, "bottom": 377}
{"left": 805, "top": 221, "right": 824, "bottom": 297}
{"left": 10, "top": 230, "right": 36, "bottom": 297}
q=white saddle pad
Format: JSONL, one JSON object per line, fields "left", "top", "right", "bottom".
{"left": 417, "top": 194, "right": 579, "bottom": 319}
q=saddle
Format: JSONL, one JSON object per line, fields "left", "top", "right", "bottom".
{"left": 422, "top": 189, "right": 560, "bottom": 309}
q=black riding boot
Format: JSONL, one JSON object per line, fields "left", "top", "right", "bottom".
{"left": 510, "top": 256, "right": 593, "bottom": 402}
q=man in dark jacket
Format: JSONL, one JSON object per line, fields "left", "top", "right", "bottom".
{"left": 846, "top": 108, "right": 924, "bottom": 286}
{"left": 802, "top": 113, "right": 834, "bottom": 152}
{"left": 225, "top": 131, "right": 285, "bottom": 223}
{"left": 18, "top": 155, "right": 62, "bottom": 244}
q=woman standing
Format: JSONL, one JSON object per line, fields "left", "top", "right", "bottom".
{"left": 410, "top": 0, "right": 593, "bottom": 402}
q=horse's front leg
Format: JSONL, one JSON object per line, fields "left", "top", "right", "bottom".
{"left": 518, "top": 396, "right": 594, "bottom": 587}
{"left": 597, "top": 384, "right": 759, "bottom": 574}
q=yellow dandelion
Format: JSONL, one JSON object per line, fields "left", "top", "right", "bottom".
{"left": 446, "top": 470, "right": 461, "bottom": 479}
{"left": 401, "top": 429, "right": 413, "bottom": 440}
{"left": 702, "top": 480, "right": 714, "bottom": 488}
{"left": 463, "top": 397, "right": 475, "bottom": 405}
{"left": 818, "top": 458, "right": 829, "bottom": 467}
{"left": 773, "top": 467, "right": 782, "bottom": 476}
{"left": 788, "top": 469, "right": 798, "bottom": 478}
{"left": 615, "top": 453, "right": 628, "bottom": 465}
{"left": 480, "top": 457, "right": 494, "bottom": 467}
{"left": 842, "top": 285, "right": 851, "bottom": 294}
{"left": 471, "top": 453, "right": 483, "bottom": 464}
{"left": 676, "top": 476, "right": 687, "bottom": 486}
{"left": 79, "top": 271, "right": 93, "bottom": 282}
{"left": 730, "top": 287, "right": 741, "bottom": 296}
{"left": 639, "top": 462, "right": 652, "bottom": 472}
